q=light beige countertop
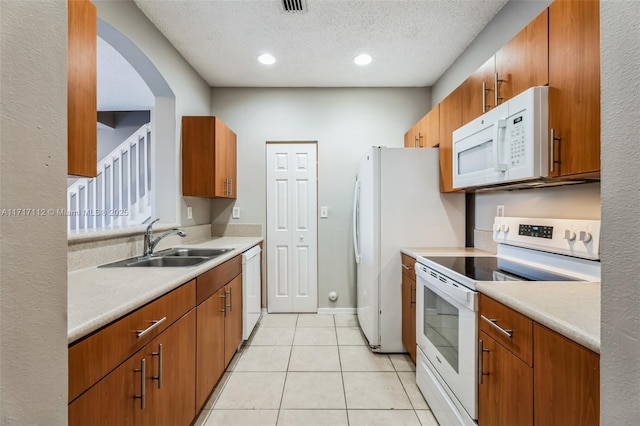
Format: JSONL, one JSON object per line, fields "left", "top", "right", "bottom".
{"left": 402, "top": 247, "right": 494, "bottom": 258}
{"left": 401, "top": 246, "right": 601, "bottom": 353}
{"left": 68, "top": 237, "right": 262, "bottom": 344}
{"left": 476, "top": 281, "right": 600, "bottom": 353}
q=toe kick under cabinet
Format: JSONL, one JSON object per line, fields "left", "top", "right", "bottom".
{"left": 68, "top": 254, "right": 244, "bottom": 425}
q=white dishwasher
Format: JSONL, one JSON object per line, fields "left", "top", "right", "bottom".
{"left": 242, "top": 245, "right": 262, "bottom": 340}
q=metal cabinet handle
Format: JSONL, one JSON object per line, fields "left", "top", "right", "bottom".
{"left": 152, "top": 344, "right": 163, "bottom": 389}
{"left": 401, "top": 263, "right": 410, "bottom": 270}
{"left": 482, "top": 81, "right": 487, "bottom": 113}
{"left": 418, "top": 134, "right": 424, "bottom": 148}
{"left": 134, "top": 358, "right": 146, "bottom": 409}
{"left": 481, "top": 314, "right": 513, "bottom": 338}
{"left": 228, "top": 178, "right": 233, "bottom": 196}
{"left": 550, "top": 128, "right": 561, "bottom": 173}
{"left": 414, "top": 135, "right": 419, "bottom": 147}
{"left": 494, "top": 73, "right": 504, "bottom": 105}
{"left": 478, "top": 340, "right": 490, "bottom": 385}
{"left": 227, "top": 288, "right": 232, "bottom": 311}
{"left": 136, "top": 317, "right": 167, "bottom": 339}
{"left": 410, "top": 284, "right": 416, "bottom": 305}
{"left": 220, "top": 293, "right": 227, "bottom": 316}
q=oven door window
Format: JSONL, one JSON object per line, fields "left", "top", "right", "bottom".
{"left": 424, "top": 286, "right": 459, "bottom": 373}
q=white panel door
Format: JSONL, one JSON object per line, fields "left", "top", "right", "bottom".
{"left": 267, "top": 143, "right": 318, "bottom": 313}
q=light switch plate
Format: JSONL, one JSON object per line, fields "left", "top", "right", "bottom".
{"left": 232, "top": 206, "right": 240, "bottom": 219}
{"left": 496, "top": 205, "right": 505, "bottom": 217}
{"left": 320, "top": 206, "right": 328, "bottom": 218}
{"left": 187, "top": 206, "right": 193, "bottom": 220}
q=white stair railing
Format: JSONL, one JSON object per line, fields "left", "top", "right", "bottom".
{"left": 67, "top": 123, "right": 153, "bottom": 231}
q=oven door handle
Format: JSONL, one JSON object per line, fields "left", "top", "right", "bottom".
{"left": 420, "top": 274, "right": 474, "bottom": 310}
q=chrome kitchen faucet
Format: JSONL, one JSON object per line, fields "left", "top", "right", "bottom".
{"left": 143, "top": 218, "right": 187, "bottom": 256}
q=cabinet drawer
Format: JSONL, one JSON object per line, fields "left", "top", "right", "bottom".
{"left": 479, "top": 294, "right": 533, "bottom": 366}
{"left": 196, "top": 255, "right": 241, "bottom": 305}
{"left": 68, "top": 280, "right": 196, "bottom": 402}
{"left": 401, "top": 254, "right": 417, "bottom": 280}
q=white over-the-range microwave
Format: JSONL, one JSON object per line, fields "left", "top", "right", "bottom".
{"left": 453, "top": 86, "right": 549, "bottom": 189}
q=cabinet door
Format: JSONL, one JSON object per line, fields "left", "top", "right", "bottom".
{"left": 69, "top": 349, "right": 146, "bottom": 426}
{"left": 68, "top": 0, "right": 97, "bottom": 177}
{"left": 224, "top": 274, "right": 243, "bottom": 366}
{"left": 401, "top": 273, "right": 414, "bottom": 362}
{"left": 478, "top": 331, "right": 533, "bottom": 426}
{"left": 182, "top": 116, "right": 215, "bottom": 196}
{"left": 147, "top": 310, "right": 196, "bottom": 426}
{"left": 403, "top": 129, "right": 414, "bottom": 148}
{"left": 548, "top": 0, "right": 600, "bottom": 177}
{"left": 196, "top": 287, "right": 226, "bottom": 410}
{"left": 496, "top": 9, "right": 549, "bottom": 104}
{"left": 226, "top": 126, "right": 237, "bottom": 198}
{"left": 461, "top": 56, "right": 495, "bottom": 124}
{"left": 214, "top": 119, "right": 229, "bottom": 197}
{"left": 424, "top": 105, "right": 440, "bottom": 148}
{"left": 533, "top": 324, "right": 599, "bottom": 426}
{"left": 438, "top": 87, "right": 463, "bottom": 192}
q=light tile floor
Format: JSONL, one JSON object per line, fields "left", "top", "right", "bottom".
{"left": 194, "top": 313, "right": 439, "bottom": 426}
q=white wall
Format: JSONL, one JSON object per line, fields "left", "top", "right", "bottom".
{"left": 474, "top": 183, "right": 601, "bottom": 230}
{"left": 0, "top": 1, "right": 68, "bottom": 423}
{"left": 95, "top": 0, "right": 212, "bottom": 227}
{"left": 600, "top": 1, "right": 640, "bottom": 423}
{"left": 210, "top": 87, "right": 430, "bottom": 308}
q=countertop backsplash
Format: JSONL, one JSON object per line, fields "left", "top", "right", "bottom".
{"left": 67, "top": 224, "right": 213, "bottom": 272}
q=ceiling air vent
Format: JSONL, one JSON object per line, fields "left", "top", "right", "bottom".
{"left": 281, "top": 0, "right": 307, "bottom": 14}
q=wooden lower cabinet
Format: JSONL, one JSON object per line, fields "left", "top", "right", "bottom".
{"left": 224, "top": 274, "right": 243, "bottom": 366}
{"left": 478, "top": 331, "right": 533, "bottom": 426}
{"left": 478, "top": 295, "right": 600, "bottom": 426}
{"left": 533, "top": 324, "right": 600, "bottom": 426}
{"left": 195, "top": 272, "right": 243, "bottom": 411}
{"left": 196, "top": 286, "right": 226, "bottom": 410}
{"left": 401, "top": 272, "right": 416, "bottom": 363}
{"left": 69, "top": 310, "right": 196, "bottom": 426}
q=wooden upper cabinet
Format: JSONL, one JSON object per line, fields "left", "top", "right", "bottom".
{"left": 548, "top": 0, "right": 600, "bottom": 178}
{"left": 438, "top": 87, "right": 463, "bottom": 193}
{"left": 423, "top": 105, "right": 440, "bottom": 148}
{"left": 496, "top": 9, "right": 549, "bottom": 104}
{"left": 68, "top": 0, "right": 97, "bottom": 177}
{"left": 533, "top": 323, "right": 600, "bottom": 426}
{"left": 461, "top": 56, "right": 495, "bottom": 124}
{"left": 182, "top": 116, "right": 237, "bottom": 198}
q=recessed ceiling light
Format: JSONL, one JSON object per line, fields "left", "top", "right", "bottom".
{"left": 354, "top": 54, "right": 372, "bottom": 66}
{"left": 258, "top": 53, "right": 276, "bottom": 65}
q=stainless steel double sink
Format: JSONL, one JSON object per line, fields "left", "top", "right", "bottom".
{"left": 99, "top": 248, "right": 233, "bottom": 268}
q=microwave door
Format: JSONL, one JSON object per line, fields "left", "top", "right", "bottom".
{"left": 453, "top": 123, "right": 507, "bottom": 188}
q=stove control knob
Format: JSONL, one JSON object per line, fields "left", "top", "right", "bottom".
{"left": 493, "top": 223, "right": 500, "bottom": 232}
{"left": 501, "top": 224, "right": 509, "bottom": 232}
{"left": 564, "top": 230, "right": 576, "bottom": 242}
{"left": 579, "top": 231, "right": 593, "bottom": 243}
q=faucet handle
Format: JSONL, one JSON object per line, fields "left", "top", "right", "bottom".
{"left": 146, "top": 218, "right": 160, "bottom": 232}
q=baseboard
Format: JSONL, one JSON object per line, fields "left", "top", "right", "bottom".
{"left": 316, "top": 307, "right": 356, "bottom": 315}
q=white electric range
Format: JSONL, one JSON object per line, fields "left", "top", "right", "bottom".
{"left": 414, "top": 217, "right": 601, "bottom": 426}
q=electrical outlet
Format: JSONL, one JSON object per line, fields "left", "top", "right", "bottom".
{"left": 187, "top": 206, "right": 193, "bottom": 220}
{"left": 232, "top": 206, "right": 240, "bottom": 219}
{"left": 320, "top": 206, "right": 328, "bottom": 218}
{"left": 496, "top": 205, "right": 505, "bottom": 217}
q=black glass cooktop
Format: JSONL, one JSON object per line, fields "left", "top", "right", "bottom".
{"left": 423, "top": 256, "right": 581, "bottom": 282}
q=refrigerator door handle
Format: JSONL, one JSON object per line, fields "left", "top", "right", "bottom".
{"left": 353, "top": 179, "right": 361, "bottom": 264}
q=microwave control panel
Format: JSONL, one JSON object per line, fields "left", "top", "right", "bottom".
{"left": 508, "top": 115, "right": 526, "bottom": 168}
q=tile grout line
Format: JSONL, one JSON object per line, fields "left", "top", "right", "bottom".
{"left": 275, "top": 313, "right": 298, "bottom": 424}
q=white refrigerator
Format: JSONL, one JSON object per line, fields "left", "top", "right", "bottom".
{"left": 353, "top": 147, "right": 465, "bottom": 352}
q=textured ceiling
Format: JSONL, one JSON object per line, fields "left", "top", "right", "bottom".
{"left": 97, "top": 36, "right": 154, "bottom": 111}
{"left": 133, "top": 0, "right": 509, "bottom": 87}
